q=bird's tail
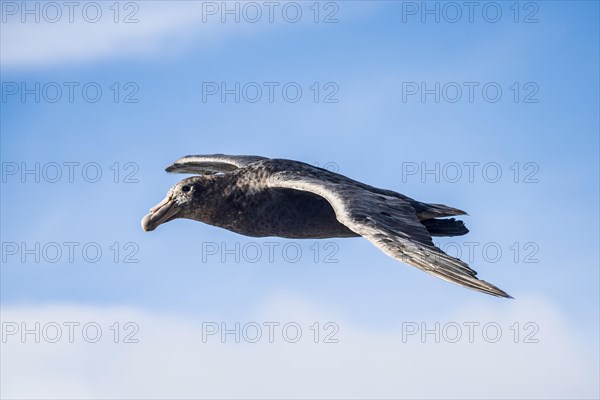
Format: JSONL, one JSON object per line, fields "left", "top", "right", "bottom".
{"left": 421, "top": 218, "right": 469, "bottom": 237}
{"left": 418, "top": 202, "right": 467, "bottom": 218}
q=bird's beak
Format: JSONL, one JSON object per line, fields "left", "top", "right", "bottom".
{"left": 141, "top": 192, "right": 180, "bottom": 232}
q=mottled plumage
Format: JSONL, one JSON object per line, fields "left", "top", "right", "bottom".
{"left": 142, "top": 154, "right": 511, "bottom": 298}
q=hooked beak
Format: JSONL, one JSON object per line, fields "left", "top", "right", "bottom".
{"left": 141, "top": 192, "right": 180, "bottom": 232}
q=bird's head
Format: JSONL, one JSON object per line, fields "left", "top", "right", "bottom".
{"left": 141, "top": 177, "right": 205, "bottom": 232}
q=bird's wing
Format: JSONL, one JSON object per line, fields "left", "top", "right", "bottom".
{"left": 166, "top": 154, "right": 268, "bottom": 175}
{"left": 264, "top": 169, "right": 510, "bottom": 298}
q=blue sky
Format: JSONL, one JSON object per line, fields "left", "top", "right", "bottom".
{"left": 1, "top": 1, "right": 599, "bottom": 398}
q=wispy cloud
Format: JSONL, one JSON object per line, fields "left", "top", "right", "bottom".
{"left": 2, "top": 295, "right": 598, "bottom": 399}
{"left": 1, "top": 2, "right": 266, "bottom": 69}
{"left": 1, "top": 1, "right": 383, "bottom": 69}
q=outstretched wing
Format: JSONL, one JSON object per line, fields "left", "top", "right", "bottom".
{"left": 166, "top": 154, "right": 268, "bottom": 175}
{"left": 263, "top": 167, "right": 511, "bottom": 298}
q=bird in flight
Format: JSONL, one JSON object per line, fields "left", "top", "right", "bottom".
{"left": 142, "top": 154, "right": 511, "bottom": 298}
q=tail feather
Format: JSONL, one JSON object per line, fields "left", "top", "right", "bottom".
{"left": 421, "top": 218, "right": 469, "bottom": 237}
{"left": 413, "top": 202, "right": 467, "bottom": 220}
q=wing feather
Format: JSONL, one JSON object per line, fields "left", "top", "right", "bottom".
{"left": 166, "top": 154, "right": 268, "bottom": 175}
{"left": 264, "top": 168, "right": 510, "bottom": 298}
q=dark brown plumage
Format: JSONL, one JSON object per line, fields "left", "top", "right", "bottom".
{"left": 142, "top": 154, "right": 511, "bottom": 298}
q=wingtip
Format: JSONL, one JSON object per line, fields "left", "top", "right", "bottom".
{"left": 165, "top": 162, "right": 184, "bottom": 173}
{"left": 488, "top": 286, "right": 514, "bottom": 299}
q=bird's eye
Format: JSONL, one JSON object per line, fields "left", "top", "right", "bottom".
{"left": 182, "top": 186, "right": 191, "bottom": 192}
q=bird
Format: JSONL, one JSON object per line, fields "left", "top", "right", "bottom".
{"left": 141, "top": 154, "right": 511, "bottom": 298}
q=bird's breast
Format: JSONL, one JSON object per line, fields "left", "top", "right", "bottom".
{"left": 211, "top": 187, "right": 359, "bottom": 239}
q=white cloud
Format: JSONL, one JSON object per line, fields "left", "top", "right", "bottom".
{"left": 1, "top": 295, "right": 598, "bottom": 399}
{"left": 0, "top": 1, "right": 384, "bottom": 69}
{"left": 1, "top": 2, "right": 265, "bottom": 69}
